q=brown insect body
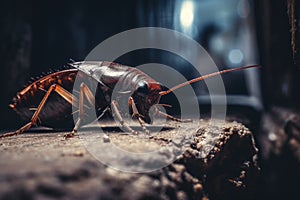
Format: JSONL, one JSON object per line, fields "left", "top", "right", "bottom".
{"left": 11, "top": 69, "right": 78, "bottom": 129}
{"left": 10, "top": 61, "right": 162, "bottom": 129}
{"left": 4, "top": 61, "right": 259, "bottom": 138}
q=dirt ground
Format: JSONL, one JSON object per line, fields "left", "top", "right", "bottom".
{"left": 0, "top": 120, "right": 259, "bottom": 200}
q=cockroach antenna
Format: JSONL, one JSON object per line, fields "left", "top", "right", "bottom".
{"left": 159, "top": 65, "right": 261, "bottom": 96}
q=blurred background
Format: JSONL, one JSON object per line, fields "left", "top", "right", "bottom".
{"left": 0, "top": 0, "right": 262, "bottom": 128}
{"left": 0, "top": 0, "right": 300, "bottom": 199}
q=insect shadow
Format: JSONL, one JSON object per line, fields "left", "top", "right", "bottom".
{"left": 20, "top": 124, "right": 174, "bottom": 135}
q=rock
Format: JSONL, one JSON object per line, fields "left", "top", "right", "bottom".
{"left": 0, "top": 120, "right": 259, "bottom": 200}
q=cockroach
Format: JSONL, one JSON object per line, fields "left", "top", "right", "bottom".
{"left": 1, "top": 61, "right": 260, "bottom": 138}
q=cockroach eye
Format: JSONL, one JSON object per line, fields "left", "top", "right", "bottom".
{"left": 137, "top": 81, "right": 149, "bottom": 97}
{"left": 158, "top": 82, "right": 168, "bottom": 92}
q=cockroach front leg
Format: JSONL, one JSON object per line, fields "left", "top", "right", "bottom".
{"left": 153, "top": 107, "right": 192, "bottom": 123}
{"left": 128, "top": 97, "right": 150, "bottom": 135}
{"left": 111, "top": 100, "right": 139, "bottom": 135}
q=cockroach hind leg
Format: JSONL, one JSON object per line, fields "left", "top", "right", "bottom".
{"left": 1, "top": 84, "right": 62, "bottom": 138}
{"left": 2, "top": 84, "right": 78, "bottom": 139}
{"left": 63, "top": 131, "right": 79, "bottom": 139}
{"left": 64, "top": 83, "right": 96, "bottom": 139}
{"left": 0, "top": 122, "right": 32, "bottom": 138}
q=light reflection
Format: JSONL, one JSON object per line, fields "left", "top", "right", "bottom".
{"left": 228, "top": 49, "right": 244, "bottom": 64}
{"left": 180, "top": 1, "right": 194, "bottom": 28}
{"left": 210, "top": 35, "right": 225, "bottom": 53}
{"left": 237, "top": 0, "right": 250, "bottom": 18}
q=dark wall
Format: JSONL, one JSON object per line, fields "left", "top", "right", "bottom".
{"left": 255, "top": 0, "right": 300, "bottom": 108}
{"left": 0, "top": 0, "right": 33, "bottom": 128}
{"left": 0, "top": 0, "right": 207, "bottom": 130}
{"left": 0, "top": 0, "right": 139, "bottom": 129}
{"left": 1, "top": 0, "right": 300, "bottom": 129}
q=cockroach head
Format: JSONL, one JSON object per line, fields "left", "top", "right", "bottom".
{"left": 132, "top": 81, "right": 162, "bottom": 124}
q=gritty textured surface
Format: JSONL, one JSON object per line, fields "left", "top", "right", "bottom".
{"left": 258, "top": 107, "right": 300, "bottom": 199}
{"left": 0, "top": 120, "right": 259, "bottom": 200}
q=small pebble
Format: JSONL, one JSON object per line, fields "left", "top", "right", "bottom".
{"left": 176, "top": 191, "right": 188, "bottom": 200}
{"left": 193, "top": 183, "right": 203, "bottom": 192}
{"left": 44, "top": 156, "right": 52, "bottom": 162}
{"left": 196, "top": 143, "right": 202, "bottom": 150}
{"left": 103, "top": 134, "right": 110, "bottom": 143}
{"left": 73, "top": 151, "right": 84, "bottom": 157}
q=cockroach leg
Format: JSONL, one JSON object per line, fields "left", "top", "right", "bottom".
{"left": 1, "top": 84, "right": 77, "bottom": 138}
{"left": 129, "top": 97, "right": 150, "bottom": 135}
{"left": 79, "top": 82, "right": 95, "bottom": 105}
{"left": 111, "top": 100, "right": 139, "bottom": 135}
{"left": 154, "top": 107, "right": 192, "bottom": 123}
{"left": 53, "top": 84, "right": 79, "bottom": 106}
{"left": 64, "top": 83, "right": 95, "bottom": 139}
{"left": 6, "top": 62, "right": 260, "bottom": 139}
{"left": 0, "top": 122, "right": 32, "bottom": 138}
